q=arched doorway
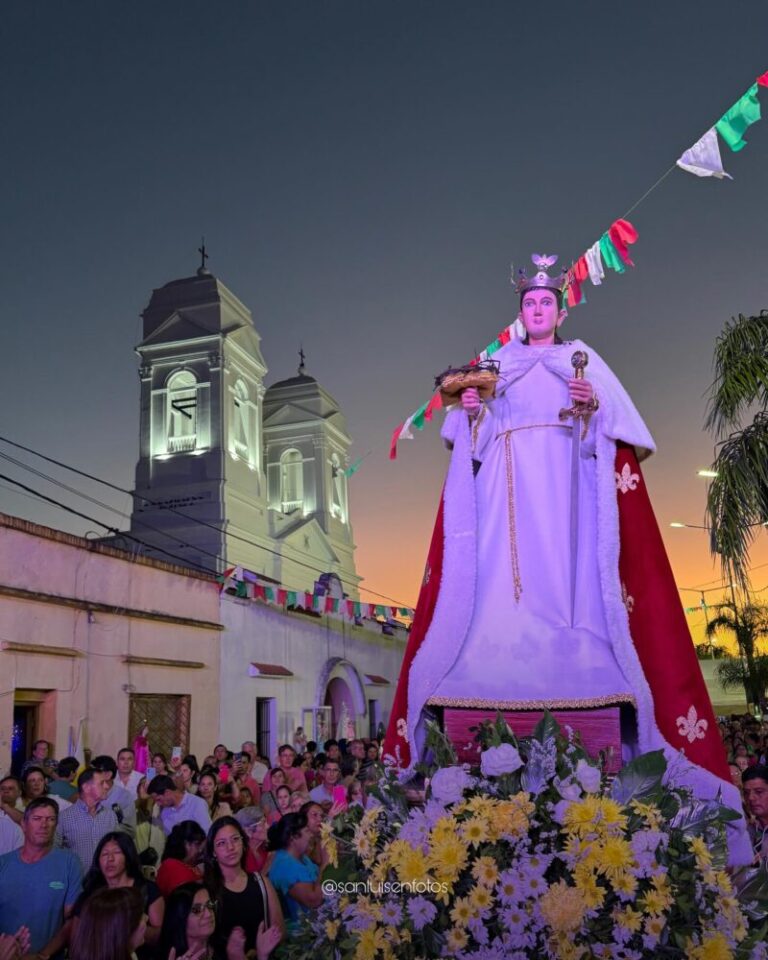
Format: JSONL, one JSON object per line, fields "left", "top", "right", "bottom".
{"left": 316, "top": 658, "right": 366, "bottom": 740}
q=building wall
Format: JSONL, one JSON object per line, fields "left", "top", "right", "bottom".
{"left": 0, "top": 515, "right": 221, "bottom": 774}
{"left": 219, "top": 594, "right": 406, "bottom": 755}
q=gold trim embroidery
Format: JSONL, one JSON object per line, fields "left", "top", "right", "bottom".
{"left": 471, "top": 405, "right": 487, "bottom": 452}
{"left": 427, "top": 693, "right": 636, "bottom": 710}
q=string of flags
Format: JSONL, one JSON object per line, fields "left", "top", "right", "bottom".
{"left": 387, "top": 68, "right": 767, "bottom": 462}
{"left": 216, "top": 567, "right": 414, "bottom": 621}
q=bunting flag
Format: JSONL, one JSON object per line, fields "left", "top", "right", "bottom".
{"left": 715, "top": 82, "right": 761, "bottom": 152}
{"left": 344, "top": 457, "right": 364, "bottom": 478}
{"left": 676, "top": 128, "right": 733, "bottom": 179}
{"left": 221, "top": 575, "right": 415, "bottom": 621}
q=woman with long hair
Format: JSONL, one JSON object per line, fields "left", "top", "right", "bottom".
{"left": 159, "top": 882, "right": 249, "bottom": 960}
{"left": 156, "top": 820, "right": 206, "bottom": 898}
{"left": 204, "top": 817, "right": 283, "bottom": 959}
{"left": 179, "top": 755, "right": 200, "bottom": 794}
{"left": 198, "top": 773, "right": 232, "bottom": 821}
{"left": 74, "top": 832, "right": 164, "bottom": 953}
{"left": 266, "top": 785, "right": 292, "bottom": 826}
{"left": 70, "top": 886, "right": 146, "bottom": 960}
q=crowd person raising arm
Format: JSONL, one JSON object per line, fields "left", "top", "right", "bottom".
{"left": 266, "top": 812, "right": 328, "bottom": 932}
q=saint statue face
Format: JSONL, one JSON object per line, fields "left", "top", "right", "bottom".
{"left": 519, "top": 287, "right": 566, "bottom": 345}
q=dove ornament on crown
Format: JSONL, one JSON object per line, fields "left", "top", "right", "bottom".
{"left": 514, "top": 252, "right": 568, "bottom": 298}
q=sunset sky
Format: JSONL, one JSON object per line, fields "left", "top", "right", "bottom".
{"left": 1, "top": 1, "right": 766, "bottom": 638}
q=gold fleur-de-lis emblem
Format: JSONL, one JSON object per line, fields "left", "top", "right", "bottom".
{"left": 396, "top": 718, "right": 408, "bottom": 740}
{"left": 621, "top": 582, "right": 635, "bottom": 613}
{"left": 423, "top": 564, "right": 431, "bottom": 587}
{"left": 676, "top": 705, "right": 708, "bottom": 743}
{"left": 616, "top": 463, "right": 640, "bottom": 494}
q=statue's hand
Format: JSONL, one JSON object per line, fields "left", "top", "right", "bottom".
{"left": 461, "top": 387, "right": 482, "bottom": 416}
{"left": 568, "top": 378, "right": 594, "bottom": 404}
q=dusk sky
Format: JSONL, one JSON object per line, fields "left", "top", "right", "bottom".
{"left": 1, "top": 2, "right": 767, "bottom": 631}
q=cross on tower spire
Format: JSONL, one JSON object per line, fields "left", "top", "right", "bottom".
{"left": 197, "top": 237, "right": 210, "bottom": 276}
{"left": 298, "top": 346, "right": 306, "bottom": 375}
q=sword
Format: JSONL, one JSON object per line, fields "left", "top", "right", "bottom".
{"left": 558, "top": 350, "right": 589, "bottom": 628}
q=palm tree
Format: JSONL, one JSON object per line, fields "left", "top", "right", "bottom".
{"left": 705, "top": 601, "right": 768, "bottom": 705}
{"left": 705, "top": 309, "right": 768, "bottom": 591}
{"left": 716, "top": 655, "right": 768, "bottom": 707}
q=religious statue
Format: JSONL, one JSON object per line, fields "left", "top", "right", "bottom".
{"left": 383, "top": 254, "right": 750, "bottom": 862}
{"left": 132, "top": 723, "right": 150, "bottom": 774}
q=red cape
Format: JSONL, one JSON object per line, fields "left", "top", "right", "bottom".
{"left": 384, "top": 443, "right": 730, "bottom": 785}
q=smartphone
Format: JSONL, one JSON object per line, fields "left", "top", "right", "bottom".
{"left": 332, "top": 785, "right": 347, "bottom": 808}
{"left": 171, "top": 746, "right": 182, "bottom": 762}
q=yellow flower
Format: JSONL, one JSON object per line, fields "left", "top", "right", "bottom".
{"left": 463, "top": 794, "right": 498, "bottom": 817}
{"left": 460, "top": 817, "right": 489, "bottom": 846}
{"left": 572, "top": 868, "right": 604, "bottom": 910}
{"left": 394, "top": 846, "right": 431, "bottom": 885}
{"left": 644, "top": 915, "right": 666, "bottom": 939}
{"left": 688, "top": 835, "right": 712, "bottom": 867}
{"left": 563, "top": 796, "right": 601, "bottom": 837}
{"left": 688, "top": 932, "right": 735, "bottom": 960}
{"left": 494, "top": 794, "right": 534, "bottom": 837}
{"left": 613, "top": 905, "right": 643, "bottom": 934}
{"left": 354, "top": 925, "right": 387, "bottom": 960}
{"left": 629, "top": 799, "right": 663, "bottom": 829}
{"left": 638, "top": 886, "right": 671, "bottom": 916}
{"left": 325, "top": 919, "right": 340, "bottom": 941}
{"left": 430, "top": 816, "right": 458, "bottom": 842}
{"left": 539, "top": 880, "right": 588, "bottom": 934}
{"left": 428, "top": 834, "right": 468, "bottom": 881}
{"left": 444, "top": 928, "right": 469, "bottom": 953}
{"left": 472, "top": 855, "right": 499, "bottom": 887}
{"left": 596, "top": 797, "right": 628, "bottom": 832}
{"left": 450, "top": 896, "right": 473, "bottom": 928}
{"left": 593, "top": 836, "right": 635, "bottom": 881}
{"left": 469, "top": 884, "right": 494, "bottom": 912}
{"left": 611, "top": 871, "right": 638, "bottom": 898}
{"left": 320, "top": 822, "right": 339, "bottom": 868}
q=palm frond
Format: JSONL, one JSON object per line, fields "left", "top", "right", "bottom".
{"left": 705, "top": 411, "right": 768, "bottom": 591}
{"left": 705, "top": 310, "right": 768, "bottom": 437}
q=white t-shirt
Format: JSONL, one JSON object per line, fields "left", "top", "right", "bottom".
{"left": 0, "top": 811, "right": 23, "bottom": 855}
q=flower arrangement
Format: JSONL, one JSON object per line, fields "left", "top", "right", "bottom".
{"left": 280, "top": 713, "right": 768, "bottom": 960}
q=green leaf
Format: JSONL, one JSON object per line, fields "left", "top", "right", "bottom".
{"left": 423, "top": 719, "right": 458, "bottom": 770}
{"left": 669, "top": 797, "right": 740, "bottom": 834}
{"left": 532, "top": 709, "right": 561, "bottom": 744}
{"left": 609, "top": 750, "right": 666, "bottom": 803}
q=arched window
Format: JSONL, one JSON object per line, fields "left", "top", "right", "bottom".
{"left": 280, "top": 449, "right": 304, "bottom": 514}
{"left": 330, "top": 453, "right": 347, "bottom": 523}
{"left": 167, "top": 370, "right": 197, "bottom": 453}
{"left": 232, "top": 380, "right": 249, "bottom": 458}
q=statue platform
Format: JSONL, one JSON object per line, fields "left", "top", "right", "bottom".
{"left": 441, "top": 705, "right": 623, "bottom": 773}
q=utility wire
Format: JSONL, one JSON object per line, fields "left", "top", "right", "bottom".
{"left": 0, "top": 435, "right": 413, "bottom": 609}
{"left": 0, "top": 472, "right": 214, "bottom": 576}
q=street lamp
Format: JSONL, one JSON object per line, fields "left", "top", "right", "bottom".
{"left": 697, "top": 469, "right": 719, "bottom": 478}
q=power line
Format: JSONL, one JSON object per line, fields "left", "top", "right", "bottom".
{"left": 0, "top": 434, "right": 414, "bottom": 608}
{"left": 0, "top": 472, "right": 214, "bottom": 577}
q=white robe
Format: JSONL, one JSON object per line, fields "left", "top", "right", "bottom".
{"left": 432, "top": 354, "right": 633, "bottom": 707}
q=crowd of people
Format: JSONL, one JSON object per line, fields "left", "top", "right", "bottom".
{"left": 0, "top": 731, "right": 384, "bottom": 959}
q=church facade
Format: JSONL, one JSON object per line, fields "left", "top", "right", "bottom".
{"left": 128, "top": 262, "right": 361, "bottom": 598}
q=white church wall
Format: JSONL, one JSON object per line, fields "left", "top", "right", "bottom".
{"left": 219, "top": 593, "right": 406, "bottom": 760}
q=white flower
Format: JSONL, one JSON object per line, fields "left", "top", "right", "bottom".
{"left": 480, "top": 743, "right": 524, "bottom": 778}
{"left": 575, "top": 758, "right": 601, "bottom": 794}
{"left": 430, "top": 765, "right": 472, "bottom": 805}
{"left": 554, "top": 776, "right": 582, "bottom": 801}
